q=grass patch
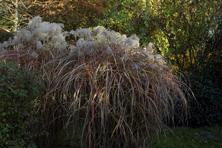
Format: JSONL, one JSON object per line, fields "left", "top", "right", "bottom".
{"left": 150, "top": 125, "right": 222, "bottom": 148}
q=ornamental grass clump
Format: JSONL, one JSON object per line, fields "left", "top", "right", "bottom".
{"left": 0, "top": 16, "right": 188, "bottom": 148}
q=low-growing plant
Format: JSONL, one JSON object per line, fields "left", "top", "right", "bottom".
{"left": 0, "top": 16, "right": 190, "bottom": 148}
{"left": 0, "top": 61, "right": 44, "bottom": 147}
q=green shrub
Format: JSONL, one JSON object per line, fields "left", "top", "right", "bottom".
{"left": 187, "top": 74, "right": 222, "bottom": 127}
{"left": 0, "top": 61, "right": 44, "bottom": 148}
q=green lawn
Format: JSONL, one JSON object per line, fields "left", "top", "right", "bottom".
{"left": 58, "top": 125, "right": 222, "bottom": 148}
{"left": 150, "top": 125, "right": 222, "bottom": 148}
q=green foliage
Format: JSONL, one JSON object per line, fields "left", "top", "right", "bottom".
{"left": 98, "top": 0, "right": 145, "bottom": 34}
{"left": 0, "top": 3, "right": 14, "bottom": 31}
{"left": 0, "top": 61, "right": 44, "bottom": 147}
{"left": 148, "top": 0, "right": 222, "bottom": 71}
{"left": 0, "top": 29, "right": 13, "bottom": 43}
{"left": 186, "top": 23, "right": 222, "bottom": 127}
{"left": 187, "top": 74, "right": 222, "bottom": 127}
{"left": 150, "top": 126, "right": 222, "bottom": 148}
{"left": 33, "top": 0, "right": 104, "bottom": 31}
{"left": 0, "top": 0, "right": 39, "bottom": 32}
{"left": 201, "top": 24, "right": 222, "bottom": 88}
{"left": 132, "top": 4, "right": 163, "bottom": 46}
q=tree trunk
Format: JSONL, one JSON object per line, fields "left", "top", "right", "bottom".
{"left": 14, "top": 0, "right": 19, "bottom": 32}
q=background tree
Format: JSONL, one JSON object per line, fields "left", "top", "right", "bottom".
{"left": 143, "top": 0, "right": 222, "bottom": 72}
{"left": 32, "top": 0, "right": 105, "bottom": 31}
{"left": 0, "top": 0, "right": 40, "bottom": 32}
{"left": 98, "top": 0, "right": 145, "bottom": 34}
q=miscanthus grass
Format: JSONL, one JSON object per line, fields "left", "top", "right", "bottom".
{"left": 0, "top": 16, "right": 189, "bottom": 148}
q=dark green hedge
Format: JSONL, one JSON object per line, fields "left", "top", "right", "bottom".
{"left": 188, "top": 74, "right": 222, "bottom": 127}
{"left": 0, "top": 61, "right": 44, "bottom": 148}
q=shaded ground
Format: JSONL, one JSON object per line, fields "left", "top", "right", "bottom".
{"left": 150, "top": 125, "right": 222, "bottom": 148}
{"left": 58, "top": 125, "right": 222, "bottom": 148}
